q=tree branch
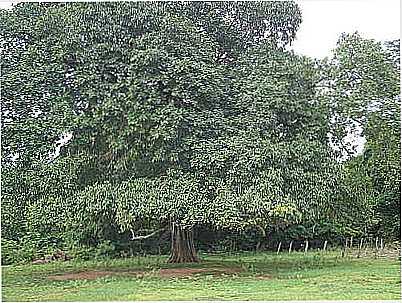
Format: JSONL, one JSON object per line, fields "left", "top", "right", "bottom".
{"left": 130, "top": 228, "right": 166, "bottom": 240}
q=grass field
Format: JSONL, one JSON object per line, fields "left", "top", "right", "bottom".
{"left": 1, "top": 250, "right": 401, "bottom": 301}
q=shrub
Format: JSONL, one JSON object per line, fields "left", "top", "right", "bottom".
{"left": 1, "top": 238, "right": 36, "bottom": 265}
{"left": 95, "top": 240, "right": 117, "bottom": 258}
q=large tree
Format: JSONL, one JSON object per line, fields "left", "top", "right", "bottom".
{"left": 1, "top": 1, "right": 343, "bottom": 262}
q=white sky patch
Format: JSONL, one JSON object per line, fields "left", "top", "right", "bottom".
{"left": 343, "top": 123, "right": 366, "bottom": 156}
{"left": 49, "top": 132, "right": 73, "bottom": 161}
{"left": 292, "top": 0, "right": 400, "bottom": 59}
{"left": 0, "top": 1, "right": 16, "bottom": 10}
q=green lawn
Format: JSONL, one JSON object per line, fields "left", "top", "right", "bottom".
{"left": 2, "top": 250, "right": 401, "bottom": 301}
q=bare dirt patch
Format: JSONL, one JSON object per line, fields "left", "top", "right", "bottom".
{"left": 47, "top": 267, "right": 244, "bottom": 281}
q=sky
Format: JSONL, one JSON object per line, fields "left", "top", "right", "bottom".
{"left": 292, "top": 0, "right": 401, "bottom": 58}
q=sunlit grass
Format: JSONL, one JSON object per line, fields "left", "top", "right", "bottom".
{"left": 2, "top": 250, "right": 400, "bottom": 301}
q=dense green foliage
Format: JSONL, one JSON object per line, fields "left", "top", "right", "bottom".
{"left": 323, "top": 34, "right": 400, "bottom": 240}
{"left": 1, "top": 2, "right": 399, "bottom": 264}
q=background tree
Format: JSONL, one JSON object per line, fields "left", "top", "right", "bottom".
{"left": 323, "top": 33, "right": 400, "bottom": 240}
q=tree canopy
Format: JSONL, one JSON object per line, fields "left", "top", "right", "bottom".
{"left": 1, "top": 2, "right": 399, "bottom": 263}
{"left": 323, "top": 33, "right": 400, "bottom": 239}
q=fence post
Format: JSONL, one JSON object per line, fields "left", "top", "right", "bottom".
{"left": 357, "top": 238, "right": 363, "bottom": 258}
{"left": 323, "top": 240, "right": 328, "bottom": 252}
{"left": 304, "top": 240, "right": 309, "bottom": 254}
{"left": 289, "top": 240, "right": 293, "bottom": 253}
{"left": 374, "top": 237, "right": 379, "bottom": 259}
{"left": 364, "top": 237, "right": 368, "bottom": 256}
{"left": 343, "top": 238, "right": 348, "bottom": 257}
{"left": 277, "top": 242, "right": 282, "bottom": 255}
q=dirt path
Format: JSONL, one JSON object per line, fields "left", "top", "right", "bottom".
{"left": 158, "top": 267, "right": 242, "bottom": 278}
{"left": 48, "top": 270, "right": 142, "bottom": 280}
{"left": 47, "top": 267, "right": 244, "bottom": 281}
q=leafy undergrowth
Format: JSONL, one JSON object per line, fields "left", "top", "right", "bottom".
{"left": 2, "top": 251, "right": 401, "bottom": 301}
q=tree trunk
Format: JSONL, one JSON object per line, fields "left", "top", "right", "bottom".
{"left": 168, "top": 223, "right": 199, "bottom": 263}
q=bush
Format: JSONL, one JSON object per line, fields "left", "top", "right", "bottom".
{"left": 68, "top": 241, "right": 118, "bottom": 260}
{"left": 68, "top": 245, "right": 97, "bottom": 260}
{"left": 95, "top": 240, "right": 117, "bottom": 258}
{"left": 1, "top": 238, "right": 36, "bottom": 265}
{"left": 1, "top": 239, "right": 19, "bottom": 265}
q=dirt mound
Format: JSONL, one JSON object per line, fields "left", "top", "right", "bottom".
{"left": 47, "top": 267, "right": 243, "bottom": 281}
